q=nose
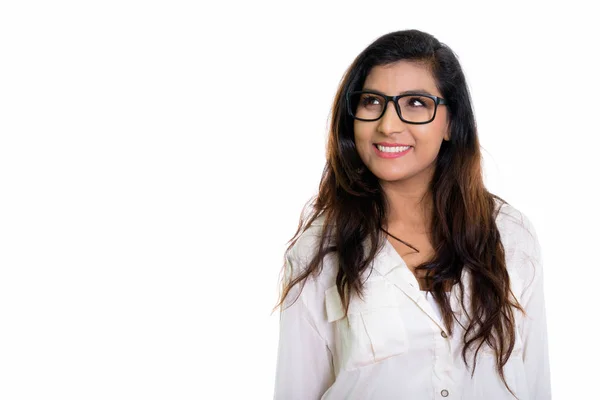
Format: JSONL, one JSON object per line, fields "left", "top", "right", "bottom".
{"left": 377, "top": 99, "right": 407, "bottom": 134}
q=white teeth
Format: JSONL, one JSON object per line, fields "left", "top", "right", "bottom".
{"left": 376, "top": 144, "right": 411, "bottom": 153}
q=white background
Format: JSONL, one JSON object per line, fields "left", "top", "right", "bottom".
{"left": 0, "top": 1, "right": 598, "bottom": 399}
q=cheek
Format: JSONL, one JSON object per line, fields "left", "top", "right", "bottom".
{"left": 414, "top": 125, "right": 446, "bottom": 146}
{"left": 353, "top": 127, "right": 370, "bottom": 148}
{"left": 430, "top": 117, "right": 449, "bottom": 140}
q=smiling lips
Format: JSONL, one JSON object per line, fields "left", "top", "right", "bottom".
{"left": 373, "top": 143, "right": 413, "bottom": 158}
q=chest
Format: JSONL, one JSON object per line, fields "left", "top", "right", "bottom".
{"left": 386, "top": 231, "right": 450, "bottom": 291}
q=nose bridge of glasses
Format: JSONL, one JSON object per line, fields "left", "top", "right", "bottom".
{"left": 380, "top": 94, "right": 403, "bottom": 121}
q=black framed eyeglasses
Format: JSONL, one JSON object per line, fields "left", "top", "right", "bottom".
{"left": 347, "top": 90, "right": 447, "bottom": 124}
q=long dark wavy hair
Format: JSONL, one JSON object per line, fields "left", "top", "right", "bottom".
{"left": 275, "top": 29, "right": 524, "bottom": 398}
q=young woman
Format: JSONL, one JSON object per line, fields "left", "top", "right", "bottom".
{"left": 273, "top": 30, "right": 551, "bottom": 399}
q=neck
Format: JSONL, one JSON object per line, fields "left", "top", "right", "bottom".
{"left": 381, "top": 178, "right": 433, "bottom": 233}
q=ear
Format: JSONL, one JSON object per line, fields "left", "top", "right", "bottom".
{"left": 443, "top": 120, "right": 451, "bottom": 141}
{"left": 443, "top": 127, "right": 451, "bottom": 141}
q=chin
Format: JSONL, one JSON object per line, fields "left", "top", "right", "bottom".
{"left": 374, "top": 164, "right": 428, "bottom": 182}
{"left": 374, "top": 171, "right": 411, "bottom": 183}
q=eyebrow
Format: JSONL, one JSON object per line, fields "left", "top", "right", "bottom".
{"left": 362, "top": 88, "right": 436, "bottom": 96}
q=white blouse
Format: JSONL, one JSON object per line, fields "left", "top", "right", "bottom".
{"left": 274, "top": 202, "right": 551, "bottom": 399}
{"left": 421, "top": 290, "right": 444, "bottom": 322}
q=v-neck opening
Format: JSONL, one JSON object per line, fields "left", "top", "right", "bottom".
{"left": 382, "top": 236, "right": 454, "bottom": 294}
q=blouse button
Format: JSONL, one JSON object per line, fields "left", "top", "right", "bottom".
{"left": 440, "top": 331, "right": 448, "bottom": 338}
{"left": 441, "top": 389, "right": 449, "bottom": 397}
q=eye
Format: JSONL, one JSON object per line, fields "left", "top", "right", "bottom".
{"left": 407, "top": 97, "right": 425, "bottom": 107}
{"left": 361, "top": 95, "right": 381, "bottom": 107}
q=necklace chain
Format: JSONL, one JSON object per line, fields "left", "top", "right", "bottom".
{"left": 380, "top": 227, "right": 420, "bottom": 253}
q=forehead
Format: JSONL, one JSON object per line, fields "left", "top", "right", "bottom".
{"left": 362, "top": 61, "right": 439, "bottom": 95}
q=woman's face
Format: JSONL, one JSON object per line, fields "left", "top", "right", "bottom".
{"left": 353, "top": 61, "right": 450, "bottom": 185}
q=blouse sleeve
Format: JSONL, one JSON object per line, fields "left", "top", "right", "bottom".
{"left": 273, "top": 252, "right": 334, "bottom": 400}
{"left": 517, "top": 215, "right": 552, "bottom": 399}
